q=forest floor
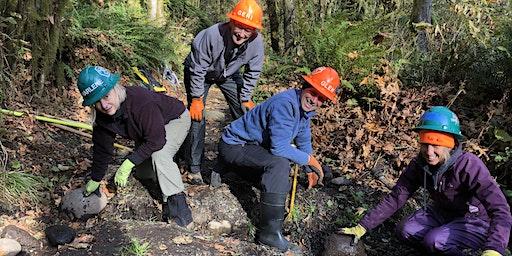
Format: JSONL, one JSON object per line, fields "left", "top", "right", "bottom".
{"left": 0, "top": 78, "right": 506, "bottom": 256}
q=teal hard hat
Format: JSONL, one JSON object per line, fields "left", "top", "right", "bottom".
{"left": 414, "top": 106, "right": 463, "bottom": 139}
{"left": 77, "top": 66, "right": 120, "bottom": 106}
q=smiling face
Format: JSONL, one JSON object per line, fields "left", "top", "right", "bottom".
{"left": 419, "top": 143, "right": 451, "bottom": 166}
{"left": 94, "top": 89, "right": 120, "bottom": 116}
{"left": 300, "top": 87, "right": 327, "bottom": 112}
{"left": 230, "top": 20, "right": 256, "bottom": 45}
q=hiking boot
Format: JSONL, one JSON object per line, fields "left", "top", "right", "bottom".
{"left": 257, "top": 192, "right": 301, "bottom": 253}
{"left": 210, "top": 171, "right": 222, "bottom": 188}
{"left": 162, "top": 192, "right": 193, "bottom": 228}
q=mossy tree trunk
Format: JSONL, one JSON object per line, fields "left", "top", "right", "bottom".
{"left": 411, "top": 0, "right": 432, "bottom": 53}
{"left": 4, "top": 0, "right": 71, "bottom": 98}
{"left": 283, "top": 0, "right": 295, "bottom": 53}
{"left": 266, "top": 0, "right": 280, "bottom": 53}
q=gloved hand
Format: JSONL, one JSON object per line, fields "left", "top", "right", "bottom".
{"left": 189, "top": 97, "right": 204, "bottom": 121}
{"left": 241, "top": 100, "right": 256, "bottom": 113}
{"left": 114, "top": 159, "right": 135, "bottom": 187}
{"left": 307, "top": 172, "right": 319, "bottom": 189}
{"left": 339, "top": 224, "right": 367, "bottom": 244}
{"left": 83, "top": 180, "right": 100, "bottom": 196}
{"left": 308, "top": 155, "right": 324, "bottom": 186}
{"left": 481, "top": 250, "right": 502, "bottom": 256}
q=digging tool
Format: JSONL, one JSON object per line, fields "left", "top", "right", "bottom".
{"left": 286, "top": 164, "right": 299, "bottom": 221}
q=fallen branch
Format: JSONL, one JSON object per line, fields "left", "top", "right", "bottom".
{"left": 1, "top": 108, "right": 92, "bottom": 131}
{"left": 50, "top": 123, "right": 132, "bottom": 152}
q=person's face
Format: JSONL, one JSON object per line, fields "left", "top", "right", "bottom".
{"left": 419, "top": 143, "right": 449, "bottom": 166}
{"left": 230, "top": 20, "right": 256, "bottom": 45}
{"left": 94, "top": 89, "right": 119, "bottom": 116}
{"left": 301, "top": 87, "right": 327, "bottom": 112}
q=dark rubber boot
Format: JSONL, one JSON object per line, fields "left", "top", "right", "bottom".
{"left": 256, "top": 192, "right": 293, "bottom": 252}
{"left": 162, "top": 192, "right": 193, "bottom": 227}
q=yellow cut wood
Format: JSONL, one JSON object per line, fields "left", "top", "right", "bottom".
{"left": 1, "top": 108, "right": 93, "bottom": 131}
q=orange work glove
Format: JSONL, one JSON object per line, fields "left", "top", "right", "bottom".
{"left": 308, "top": 155, "right": 324, "bottom": 187}
{"left": 307, "top": 172, "right": 319, "bottom": 189}
{"left": 241, "top": 100, "right": 256, "bottom": 113}
{"left": 189, "top": 97, "right": 204, "bottom": 121}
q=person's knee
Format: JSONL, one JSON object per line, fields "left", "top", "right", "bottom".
{"left": 266, "top": 157, "right": 290, "bottom": 176}
{"left": 422, "top": 228, "right": 449, "bottom": 253}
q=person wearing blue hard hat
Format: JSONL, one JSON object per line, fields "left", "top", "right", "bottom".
{"left": 340, "top": 106, "right": 511, "bottom": 256}
{"left": 76, "top": 66, "right": 193, "bottom": 228}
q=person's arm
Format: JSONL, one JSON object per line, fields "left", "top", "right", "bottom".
{"left": 359, "top": 160, "right": 421, "bottom": 231}
{"left": 240, "top": 35, "right": 264, "bottom": 102}
{"left": 268, "top": 101, "right": 310, "bottom": 165}
{"left": 294, "top": 119, "right": 313, "bottom": 155}
{"left": 187, "top": 31, "right": 214, "bottom": 98}
{"left": 126, "top": 103, "right": 167, "bottom": 165}
{"left": 463, "top": 155, "right": 512, "bottom": 255}
{"left": 90, "top": 124, "right": 115, "bottom": 181}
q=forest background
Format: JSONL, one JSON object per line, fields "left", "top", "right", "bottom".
{"left": 0, "top": 0, "right": 511, "bottom": 255}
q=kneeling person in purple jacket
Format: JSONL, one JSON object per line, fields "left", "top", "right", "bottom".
{"left": 341, "top": 106, "right": 512, "bottom": 256}
{"left": 76, "top": 66, "right": 193, "bottom": 228}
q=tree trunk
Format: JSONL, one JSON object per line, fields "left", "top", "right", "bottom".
{"left": 283, "top": 0, "right": 295, "bottom": 53}
{"left": 411, "top": 0, "right": 432, "bottom": 53}
{"left": 266, "top": 0, "right": 280, "bottom": 53}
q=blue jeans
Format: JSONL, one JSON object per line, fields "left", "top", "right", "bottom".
{"left": 183, "top": 68, "right": 245, "bottom": 172}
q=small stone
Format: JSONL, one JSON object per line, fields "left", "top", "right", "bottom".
{"left": 219, "top": 220, "right": 232, "bottom": 234}
{"left": 322, "top": 233, "right": 366, "bottom": 256}
{"left": 1, "top": 225, "right": 40, "bottom": 249}
{"left": 331, "top": 177, "right": 352, "bottom": 186}
{"left": 45, "top": 225, "right": 76, "bottom": 246}
{"left": 0, "top": 238, "right": 22, "bottom": 256}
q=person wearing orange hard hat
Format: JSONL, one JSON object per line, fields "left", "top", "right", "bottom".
{"left": 213, "top": 67, "right": 341, "bottom": 252}
{"left": 182, "top": 0, "right": 265, "bottom": 184}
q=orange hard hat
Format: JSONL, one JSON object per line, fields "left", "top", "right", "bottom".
{"left": 226, "top": 0, "right": 263, "bottom": 30}
{"left": 302, "top": 67, "right": 340, "bottom": 103}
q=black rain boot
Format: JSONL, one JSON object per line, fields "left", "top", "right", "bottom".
{"left": 162, "top": 192, "right": 193, "bottom": 228}
{"left": 257, "top": 192, "right": 299, "bottom": 252}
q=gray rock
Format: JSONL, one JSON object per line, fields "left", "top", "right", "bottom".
{"left": 187, "top": 186, "right": 248, "bottom": 229}
{"left": 61, "top": 187, "right": 108, "bottom": 219}
{"left": 45, "top": 225, "right": 76, "bottom": 246}
{"left": 322, "top": 234, "right": 366, "bottom": 256}
{"left": 0, "top": 238, "right": 21, "bottom": 256}
{"left": 1, "top": 225, "right": 40, "bottom": 249}
{"left": 331, "top": 177, "right": 352, "bottom": 186}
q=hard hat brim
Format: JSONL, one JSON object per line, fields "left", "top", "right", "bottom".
{"left": 227, "top": 13, "right": 263, "bottom": 30}
{"left": 302, "top": 75, "right": 337, "bottom": 103}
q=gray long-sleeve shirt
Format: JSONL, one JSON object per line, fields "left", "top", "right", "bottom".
{"left": 183, "top": 22, "right": 264, "bottom": 101}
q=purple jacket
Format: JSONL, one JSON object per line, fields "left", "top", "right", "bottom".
{"left": 90, "top": 86, "right": 186, "bottom": 181}
{"left": 359, "top": 150, "right": 512, "bottom": 254}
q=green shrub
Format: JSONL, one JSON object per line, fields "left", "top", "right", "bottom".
{"left": 299, "top": 16, "right": 387, "bottom": 97}
{"left": 68, "top": 2, "right": 183, "bottom": 70}
{"left": 0, "top": 170, "right": 49, "bottom": 211}
{"left": 397, "top": 0, "right": 512, "bottom": 104}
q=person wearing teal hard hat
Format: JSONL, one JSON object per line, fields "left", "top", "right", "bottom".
{"left": 76, "top": 66, "right": 194, "bottom": 228}
{"left": 340, "top": 106, "right": 511, "bottom": 256}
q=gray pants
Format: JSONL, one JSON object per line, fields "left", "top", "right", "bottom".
{"left": 135, "top": 110, "right": 191, "bottom": 200}
{"left": 183, "top": 68, "right": 245, "bottom": 171}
